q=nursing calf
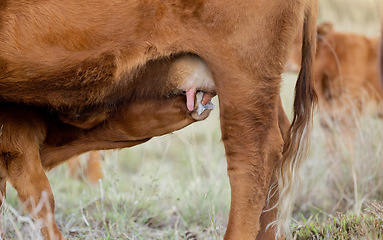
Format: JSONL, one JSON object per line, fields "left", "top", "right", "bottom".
{"left": 0, "top": 1, "right": 318, "bottom": 239}
{"left": 0, "top": 55, "right": 214, "bottom": 239}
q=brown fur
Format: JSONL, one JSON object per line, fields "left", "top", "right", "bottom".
{"left": 0, "top": 1, "right": 318, "bottom": 239}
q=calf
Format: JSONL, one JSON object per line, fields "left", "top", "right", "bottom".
{"left": 0, "top": 1, "right": 318, "bottom": 239}
{"left": 0, "top": 57, "right": 214, "bottom": 240}
{"left": 288, "top": 22, "right": 383, "bottom": 119}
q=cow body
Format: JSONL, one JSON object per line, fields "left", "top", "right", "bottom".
{"left": 0, "top": 1, "right": 318, "bottom": 239}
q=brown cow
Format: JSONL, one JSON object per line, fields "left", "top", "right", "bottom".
{"left": 0, "top": 1, "right": 318, "bottom": 239}
{"left": 288, "top": 22, "right": 383, "bottom": 120}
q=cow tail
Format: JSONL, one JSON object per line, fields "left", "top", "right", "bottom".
{"left": 275, "top": 0, "right": 318, "bottom": 237}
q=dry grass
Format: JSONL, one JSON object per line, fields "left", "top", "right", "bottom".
{"left": 2, "top": 0, "right": 383, "bottom": 239}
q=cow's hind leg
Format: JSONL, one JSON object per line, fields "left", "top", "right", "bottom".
{"left": 0, "top": 105, "right": 64, "bottom": 240}
{"left": 211, "top": 68, "right": 284, "bottom": 239}
{"left": 256, "top": 99, "right": 290, "bottom": 240}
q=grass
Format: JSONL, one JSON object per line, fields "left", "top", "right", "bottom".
{"left": 2, "top": 0, "right": 383, "bottom": 239}
{"left": 292, "top": 211, "right": 383, "bottom": 240}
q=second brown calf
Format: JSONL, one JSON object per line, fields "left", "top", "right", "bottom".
{"left": 289, "top": 22, "right": 383, "bottom": 113}
{"left": 288, "top": 22, "right": 383, "bottom": 130}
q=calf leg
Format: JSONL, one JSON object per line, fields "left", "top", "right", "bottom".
{"left": 6, "top": 152, "right": 63, "bottom": 240}
{"left": 66, "top": 151, "right": 103, "bottom": 184}
{"left": 85, "top": 151, "right": 103, "bottom": 184}
{"left": 0, "top": 105, "right": 64, "bottom": 240}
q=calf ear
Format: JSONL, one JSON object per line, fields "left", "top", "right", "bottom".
{"left": 317, "top": 22, "right": 333, "bottom": 37}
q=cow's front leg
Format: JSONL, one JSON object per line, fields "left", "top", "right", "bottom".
{"left": 213, "top": 71, "right": 284, "bottom": 240}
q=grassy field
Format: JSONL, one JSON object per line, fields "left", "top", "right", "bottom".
{"left": 2, "top": 0, "right": 383, "bottom": 239}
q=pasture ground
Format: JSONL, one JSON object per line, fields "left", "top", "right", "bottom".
{"left": 2, "top": 0, "right": 383, "bottom": 239}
